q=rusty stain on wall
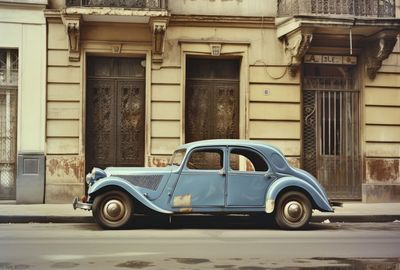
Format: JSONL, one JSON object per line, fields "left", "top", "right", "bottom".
{"left": 287, "top": 157, "right": 300, "bottom": 169}
{"left": 366, "top": 159, "right": 399, "bottom": 183}
{"left": 362, "top": 184, "right": 400, "bottom": 203}
{"left": 173, "top": 194, "right": 192, "bottom": 207}
{"left": 148, "top": 156, "right": 169, "bottom": 167}
{"left": 47, "top": 156, "right": 85, "bottom": 182}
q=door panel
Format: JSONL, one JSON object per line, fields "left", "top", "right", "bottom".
{"left": 86, "top": 79, "right": 116, "bottom": 169}
{"left": 116, "top": 80, "right": 145, "bottom": 167}
{"left": 172, "top": 172, "right": 225, "bottom": 207}
{"left": 185, "top": 81, "right": 210, "bottom": 142}
{"left": 214, "top": 82, "right": 239, "bottom": 139}
{"left": 171, "top": 148, "right": 225, "bottom": 208}
{"left": 227, "top": 147, "right": 271, "bottom": 206}
{"left": 227, "top": 173, "right": 269, "bottom": 206}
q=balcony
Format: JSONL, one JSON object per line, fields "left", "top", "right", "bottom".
{"left": 275, "top": 0, "right": 399, "bottom": 79}
{"left": 66, "top": 0, "right": 167, "bottom": 9}
{"left": 278, "top": 0, "right": 396, "bottom": 18}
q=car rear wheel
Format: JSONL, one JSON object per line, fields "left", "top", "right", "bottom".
{"left": 274, "top": 191, "right": 312, "bottom": 230}
{"left": 92, "top": 190, "right": 133, "bottom": 229}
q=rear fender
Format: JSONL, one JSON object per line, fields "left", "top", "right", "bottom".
{"left": 265, "top": 177, "right": 333, "bottom": 213}
{"left": 89, "top": 177, "right": 172, "bottom": 214}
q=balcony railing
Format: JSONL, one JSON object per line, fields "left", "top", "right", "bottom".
{"left": 66, "top": 0, "right": 167, "bottom": 9}
{"left": 278, "top": 0, "right": 395, "bottom": 17}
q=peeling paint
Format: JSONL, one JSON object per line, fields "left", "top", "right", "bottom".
{"left": 46, "top": 156, "right": 85, "bottom": 182}
{"left": 148, "top": 156, "right": 169, "bottom": 168}
{"left": 362, "top": 184, "right": 400, "bottom": 203}
{"left": 366, "top": 159, "right": 399, "bottom": 183}
{"left": 173, "top": 194, "right": 192, "bottom": 207}
{"left": 265, "top": 199, "right": 275, "bottom": 213}
{"left": 286, "top": 157, "right": 300, "bottom": 168}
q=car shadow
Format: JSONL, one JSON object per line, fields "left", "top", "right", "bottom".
{"left": 84, "top": 215, "right": 339, "bottom": 231}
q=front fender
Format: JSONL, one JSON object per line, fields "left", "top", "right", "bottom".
{"left": 265, "top": 177, "right": 333, "bottom": 213}
{"left": 89, "top": 177, "right": 172, "bottom": 214}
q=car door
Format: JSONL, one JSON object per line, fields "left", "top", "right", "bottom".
{"left": 227, "top": 147, "right": 273, "bottom": 207}
{"left": 171, "top": 147, "right": 226, "bottom": 209}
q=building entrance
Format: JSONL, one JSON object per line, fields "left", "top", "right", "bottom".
{"left": 303, "top": 65, "right": 361, "bottom": 199}
{"left": 185, "top": 58, "right": 240, "bottom": 143}
{"left": 86, "top": 56, "right": 145, "bottom": 171}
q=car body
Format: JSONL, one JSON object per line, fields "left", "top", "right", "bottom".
{"left": 73, "top": 139, "right": 337, "bottom": 229}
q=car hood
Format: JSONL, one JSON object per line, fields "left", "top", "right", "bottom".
{"left": 104, "top": 166, "right": 173, "bottom": 177}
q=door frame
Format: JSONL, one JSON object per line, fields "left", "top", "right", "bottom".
{"left": 180, "top": 41, "right": 250, "bottom": 144}
{"left": 82, "top": 44, "right": 152, "bottom": 173}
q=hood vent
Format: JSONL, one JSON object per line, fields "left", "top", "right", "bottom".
{"left": 113, "top": 175, "right": 163, "bottom": 191}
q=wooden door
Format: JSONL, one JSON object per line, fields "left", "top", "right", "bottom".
{"left": 185, "top": 58, "right": 240, "bottom": 143}
{"left": 86, "top": 57, "right": 145, "bottom": 171}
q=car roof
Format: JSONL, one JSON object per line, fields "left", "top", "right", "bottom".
{"left": 177, "top": 139, "right": 283, "bottom": 155}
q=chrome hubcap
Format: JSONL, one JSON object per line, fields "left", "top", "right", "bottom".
{"left": 103, "top": 199, "right": 125, "bottom": 221}
{"left": 283, "top": 201, "right": 304, "bottom": 222}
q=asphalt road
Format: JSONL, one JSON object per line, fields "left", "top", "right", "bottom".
{"left": 0, "top": 220, "right": 399, "bottom": 270}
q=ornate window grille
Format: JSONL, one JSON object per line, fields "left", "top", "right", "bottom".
{"left": 278, "top": 0, "right": 395, "bottom": 17}
{"left": 0, "top": 49, "right": 18, "bottom": 200}
{"left": 66, "top": 0, "right": 166, "bottom": 9}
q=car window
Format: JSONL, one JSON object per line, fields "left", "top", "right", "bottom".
{"left": 229, "top": 148, "right": 268, "bottom": 172}
{"left": 187, "top": 149, "right": 223, "bottom": 170}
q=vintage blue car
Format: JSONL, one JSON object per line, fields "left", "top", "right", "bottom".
{"left": 73, "top": 139, "right": 337, "bottom": 229}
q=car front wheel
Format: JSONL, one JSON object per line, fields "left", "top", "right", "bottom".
{"left": 274, "top": 191, "right": 312, "bottom": 230}
{"left": 92, "top": 190, "right": 133, "bottom": 229}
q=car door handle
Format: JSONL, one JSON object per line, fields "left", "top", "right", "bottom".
{"left": 219, "top": 170, "right": 226, "bottom": 176}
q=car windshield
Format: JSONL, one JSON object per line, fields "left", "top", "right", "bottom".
{"left": 169, "top": 149, "right": 186, "bottom": 166}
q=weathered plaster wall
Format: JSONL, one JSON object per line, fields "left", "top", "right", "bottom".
{"left": 0, "top": 5, "right": 46, "bottom": 154}
{"left": 149, "top": 23, "right": 301, "bottom": 168}
{"left": 363, "top": 36, "right": 400, "bottom": 202}
{"left": 45, "top": 19, "right": 84, "bottom": 202}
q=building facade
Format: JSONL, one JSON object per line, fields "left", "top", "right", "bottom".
{"left": 0, "top": 0, "right": 47, "bottom": 203}
{"left": 4, "top": 0, "right": 396, "bottom": 203}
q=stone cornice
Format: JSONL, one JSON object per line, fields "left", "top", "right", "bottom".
{"left": 169, "top": 15, "right": 275, "bottom": 28}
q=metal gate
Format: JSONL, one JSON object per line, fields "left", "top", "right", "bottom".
{"left": 185, "top": 58, "right": 240, "bottom": 143}
{"left": 86, "top": 57, "right": 145, "bottom": 171}
{"left": 303, "top": 66, "right": 361, "bottom": 200}
{"left": 0, "top": 49, "right": 18, "bottom": 200}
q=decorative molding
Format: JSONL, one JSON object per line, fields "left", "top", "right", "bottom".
{"left": 210, "top": 43, "right": 222, "bottom": 56}
{"left": 111, "top": 44, "right": 122, "bottom": 54}
{"left": 170, "top": 15, "right": 275, "bottom": 29}
{"left": 283, "top": 28, "right": 314, "bottom": 77}
{"left": 61, "top": 14, "right": 82, "bottom": 62}
{"left": 149, "top": 17, "right": 169, "bottom": 64}
{"left": 365, "top": 30, "right": 398, "bottom": 80}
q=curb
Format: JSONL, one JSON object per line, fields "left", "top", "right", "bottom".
{"left": 311, "top": 215, "right": 400, "bottom": 223}
{"left": 0, "top": 215, "right": 399, "bottom": 224}
{"left": 0, "top": 216, "right": 93, "bottom": 224}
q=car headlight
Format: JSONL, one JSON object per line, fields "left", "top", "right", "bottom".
{"left": 86, "top": 167, "right": 107, "bottom": 185}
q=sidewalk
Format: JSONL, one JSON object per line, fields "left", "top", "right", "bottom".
{"left": 0, "top": 202, "right": 399, "bottom": 224}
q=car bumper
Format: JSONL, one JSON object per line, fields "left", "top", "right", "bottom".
{"left": 72, "top": 197, "right": 92, "bottom": 211}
